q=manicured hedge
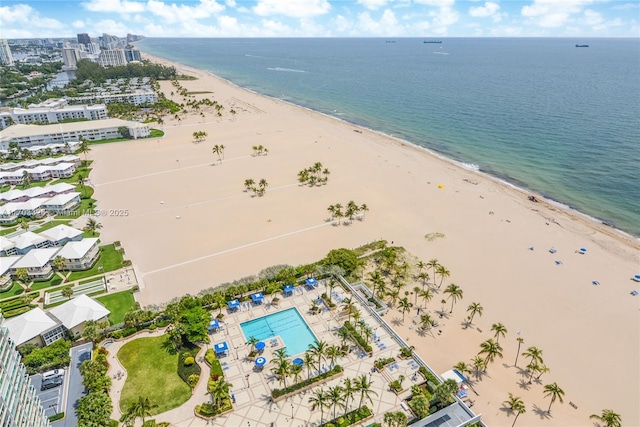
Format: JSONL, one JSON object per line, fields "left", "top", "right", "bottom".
{"left": 272, "top": 365, "right": 343, "bottom": 399}
{"left": 196, "top": 399, "right": 232, "bottom": 417}
{"left": 342, "top": 321, "right": 373, "bottom": 353}
{"left": 177, "top": 345, "right": 201, "bottom": 386}
{"left": 48, "top": 412, "right": 64, "bottom": 422}
{"left": 322, "top": 405, "right": 371, "bottom": 427}
{"left": 204, "top": 349, "right": 224, "bottom": 378}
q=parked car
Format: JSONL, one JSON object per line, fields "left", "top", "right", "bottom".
{"left": 40, "top": 377, "right": 63, "bottom": 391}
{"left": 42, "top": 369, "right": 65, "bottom": 381}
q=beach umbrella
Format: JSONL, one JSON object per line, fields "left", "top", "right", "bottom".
{"left": 634, "top": 274, "right": 640, "bottom": 281}
{"left": 255, "top": 341, "right": 266, "bottom": 351}
{"left": 255, "top": 356, "right": 267, "bottom": 367}
{"left": 580, "top": 248, "right": 587, "bottom": 252}
{"left": 292, "top": 358, "right": 304, "bottom": 367}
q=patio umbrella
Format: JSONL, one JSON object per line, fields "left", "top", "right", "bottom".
{"left": 255, "top": 356, "right": 267, "bottom": 367}
{"left": 214, "top": 341, "right": 229, "bottom": 354}
{"left": 292, "top": 358, "right": 304, "bottom": 367}
{"left": 255, "top": 341, "right": 266, "bottom": 351}
{"left": 634, "top": 274, "right": 640, "bottom": 281}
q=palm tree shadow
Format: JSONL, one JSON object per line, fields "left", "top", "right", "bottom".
{"left": 390, "top": 317, "right": 403, "bottom": 327}
{"left": 499, "top": 405, "right": 514, "bottom": 415}
{"left": 515, "top": 366, "right": 529, "bottom": 377}
{"left": 532, "top": 404, "right": 552, "bottom": 419}
{"left": 517, "top": 378, "right": 531, "bottom": 391}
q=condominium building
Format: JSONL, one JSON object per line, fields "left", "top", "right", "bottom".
{"left": 124, "top": 47, "right": 142, "bottom": 62}
{"left": 0, "top": 98, "right": 108, "bottom": 129}
{"left": 77, "top": 33, "right": 91, "bottom": 46}
{"left": 98, "top": 49, "right": 127, "bottom": 67}
{"left": 0, "top": 118, "right": 151, "bottom": 149}
{"left": 0, "top": 314, "right": 51, "bottom": 427}
{"left": 61, "top": 47, "right": 80, "bottom": 69}
{"left": 69, "top": 90, "right": 157, "bottom": 106}
{"left": 0, "top": 39, "right": 14, "bottom": 66}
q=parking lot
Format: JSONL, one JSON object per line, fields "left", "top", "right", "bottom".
{"left": 30, "top": 372, "right": 65, "bottom": 419}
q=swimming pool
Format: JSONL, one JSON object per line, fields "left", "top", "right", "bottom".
{"left": 240, "top": 307, "right": 317, "bottom": 356}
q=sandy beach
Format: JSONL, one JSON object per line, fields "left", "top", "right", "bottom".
{"left": 89, "top": 53, "right": 640, "bottom": 426}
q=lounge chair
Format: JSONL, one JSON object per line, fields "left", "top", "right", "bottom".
{"left": 592, "top": 281, "right": 600, "bottom": 286}
{"left": 555, "top": 260, "right": 563, "bottom": 265}
{"left": 630, "top": 290, "right": 638, "bottom": 296}
{"left": 549, "top": 247, "right": 557, "bottom": 254}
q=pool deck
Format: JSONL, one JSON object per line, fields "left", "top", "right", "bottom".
{"left": 106, "top": 283, "right": 455, "bottom": 426}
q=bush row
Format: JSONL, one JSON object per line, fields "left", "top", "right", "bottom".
{"left": 177, "top": 346, "right": 201, "bottom": 386}
{"left": 196, "top": 399, "right": 232, "bottom": 417}
{"left": 322, "top": 405, "right": 371, "bottom": 427}
{"left": 272, "top": 365, "right": 343, "bottom": 399}
{"left": 342, "top": 321, "right": 373, "bottom": 353}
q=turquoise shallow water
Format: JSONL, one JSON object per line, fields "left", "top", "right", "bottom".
{"left": 240, "top": 307, "right": 317, "bottom": 356}
{"left": 138, "top": 38, "right": 640, "bottom": 237}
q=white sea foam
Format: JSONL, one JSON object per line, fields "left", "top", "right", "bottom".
{"left": 460, "top": 162, "right": 480, "bottom": 171}
{"left": 267, "top": 67, "right": 306, "bottom": 73}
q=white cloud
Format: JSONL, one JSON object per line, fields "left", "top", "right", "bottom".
{"left": 82, "top": 0, "right": 146, "bottom": 13}
{"left": 469, "top": 1, "right": 505, "bottom": 22}
{"left": 611, "top": 3, "right": 638, "bottom": 10}
{"left": 357, "top": 0, "right": 390, "bottom": 11}
{"left": 225, "top": 0, "right": 236, "bottom": 7}
{"left": 253, "top": 0, "right": 331, "bottom": 18}
{"left": 583, "top": 9, "right": 603, "bottom": 26}
{"left": 93, "top": 19, "right": 133, "bottom": 35}
{"left": 72, "top": 20, "right": 86, "bottom": 29}
{"left": 414, "top": 0, "right": 455, "bottom": 6}
{"left": 0, "top": 4, "right": 66, "bottom": 38}
{"left": 521, "top": 0, "right": 596, "bottom": 28}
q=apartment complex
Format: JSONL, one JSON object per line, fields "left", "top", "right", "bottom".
{"left": 69, "top": 90, "right": 156, "bottom": 106}
{"left": 0, "top": 98, "right": 108, "bottom": 129}
{"left": 0, "top": 314, "right": 51, "bottom": 427}
{"left": 0, "top": 118, "right": 151, "bottom": 149}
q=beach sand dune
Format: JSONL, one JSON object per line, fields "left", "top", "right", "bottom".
{"left": 89, "top": 54, "right": 640, "bottom": 426}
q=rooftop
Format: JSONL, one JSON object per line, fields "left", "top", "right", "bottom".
{"left": 12, "top": 247, "right": 60, "bottom": 268}
{"left": 3, "top": 307, "right": 60, "bottom": 345}
{"left": 56, "top": 238, "right": 98, "bottom": 259}
{"left": 49, "top": 294, "right": 110, "bottom": 329}
{"left": 0, "top": 118, "right": 149, "bottom": 140}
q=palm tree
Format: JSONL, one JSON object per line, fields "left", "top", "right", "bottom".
{"left": 514, "top": 337, "right": 525, "bottom": 366}
{"left": 341, "top": 297, "right": 356, "bottom": 322}
{"left": 309, "top": 388, "right": 330, "bottom": 425}
{"left": 503, "top": 393, "right": 526, "bottom": 427}
{"left": 359, "top": 203, "right": 369, "bottom": 219}
{"left": 589, "top": 409, "right": 622, "bottom": 427}
{"left": 207, "top": 378, "right": 232, "bottom": 408}
{"left": 471, "top": 356, "right": 485, "bottom": 379}
{"left": 522, "top": 346, "right": 544, "bottom": 367}
{"left": 491, "top": 322, "right": 508, "bottom": 342}
{"left": 427, "top": 258, "right": 439, "bottom": 284}
{"left": 436, "top": 265, "right": 450, "bottom": 288}
{"left": 83, "top": 218, "right": 102, "bottom": 236}
{"left": 17, "top": 217, "right": 29, "bottom": 231}
{"left": 444, "top": 283, "right": 463, "bottom": 313}
{"left": 246, "top": 336, "right": 259, "bottom": 354}
{"left": 333, "top": 203, "right": 344, "bottom": 225}
{"left": 290, "top": 363, "right": 303, "bottom": 384}
{"left": 122, "top": 396, "right": 158, "bottom": 426}
{"left": 21, "top": 170, "right": 31, "bottom": 189}
{"left": 328, "top": 385, "right": 345, "bottom": 420}
{"left": 419, "top": 314, "right": 435, "bottom": 334}
{"left": 434, "top": 379, "right": 458, "bottom": 404}
{"left": 343, "top": 377, "right": 356, "bottom": 413}
{"left": 61, "top": 286, "right": 74, "bottom": 300}
{"left": 79, "top": 137, "right": 90, "bottom": 163}
{"left": 77, "top": 174, "right": 87, "bottom": 197}
{"left": 258, "top": 178, "right": 268, "bottom": 196}
{"left": 453, "top": 361, "right": 471, "bottom": 377}
{"left": 367, "top": 270, "right": 384, "bottom": 297}
{"left": 354, "top": 374, "right": 378, "bottom": 408}
{"left": 308, "top": 339, "right": 328, "bottom": 372}
{"left": 526, "top": 361, "right": 541, "bottom": 384}
{"left": 303, "top": 352, "right": 315, "bottom": 379}
{"left": 243, "top": 178, "right": 255, "bottom": 192}
{"left": 478, "top": 339, "right": 503, "bottom": 370}
{"left": 466, "top": 302, "right": 483, "bottom": 325}
{"left": 412, "top": 286, "right": 421, "bottom": 305}
{"left": 271, "top": 354, "right": 291, "bottom": 388}
{"left": 416, "top": 272, "right": 430, "bottom": 289}
{"left": 212, "top": 145, "right": 222, "bottom": 163}
{"left": 535, "top": 364, "right": 550, "bottom": 381}
{"left": 326, "top": 345, "right": 343, "bottom": 367}
{"left": 418, "top": 288, "right": 433, "bottom": 309}
{"left": 398, "top": 297, "right": 413, "bottom": 322}
{"left": 543, "top": 382, "right": 564, "bottom": 413}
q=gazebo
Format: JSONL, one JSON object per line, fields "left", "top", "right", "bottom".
{"left": 251, "top": 292, "right": 264, "bottom": 305}
{"left": 227, "top": 299, "right": 240, "bottom": 312}
{"left": 305, "top": 277, "right": 318, "bottom": 289}
{"left": 283, "top": 284, "right": 294, "bottom": 296}
{"left": 214, "top": 341, "right": 229, "bottom": 357}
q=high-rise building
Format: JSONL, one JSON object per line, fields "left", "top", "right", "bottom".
{"left": 0, "top": 314, "right": 51, "bottom": 427}
{"left": 61, "top": 47, "right": 80, "bottom": 69}
{"left": 0, "top": 40, "right": 14, "bottom": 66}
{"left": 98, "top": 49, "right": 127, "bottom": 67}
{"left": 77, "top": 33, "right": 91, "bottom": 46}
{"left": 100, "top": 33, "right": 120, "bottom": 50}
{"left": 124, "top": 47, "right": 142, "bottom": 62}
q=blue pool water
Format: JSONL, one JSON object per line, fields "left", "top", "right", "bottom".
{"left": 240, "top": 307, "right": 317, "bottom": 356}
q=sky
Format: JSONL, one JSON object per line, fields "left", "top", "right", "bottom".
{"left": 1, "top": 0, "right": 638, "bottom": 39}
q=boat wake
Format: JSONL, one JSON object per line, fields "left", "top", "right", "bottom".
{"left": 267, "top": 67, "right": 306, "bottom": 73}
{"left": 433, "top": 52, "right": 449, "bottom": 55}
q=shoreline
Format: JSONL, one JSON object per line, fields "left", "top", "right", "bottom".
{"left": 90, "top": 49, "right": 639, "bottom": 426}
{"left": 147, "top": 50, "right": 639, "bottom": 245}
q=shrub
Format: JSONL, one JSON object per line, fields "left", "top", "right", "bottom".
{"left": 188, "top": 374, "right": 200, "bottom": 388}
{"left": 183, "top": 356, "right": 195, "bottom": 366}
{"left": 271, "top": 365, "right": 343, "bottom": 399}
{"left": 398, "top": 347, "right": 413, "bottom": 358}
{"left": 23, "top": 339, "right": 71, "bottom": 374}
{"left": 48, "top": 412, "right": 64, "bottom": 422}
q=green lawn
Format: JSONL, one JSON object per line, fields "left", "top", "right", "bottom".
{"left": 0, "top": 227, "right": 17, "bottom": 236}
{"left": 118, "top": 336, "right": 191, "bottom": 414}
{"left": 30, "top": 274, "right": 64, "bottom": 291}
{"left": 66, "top": 244, "right": 123, "bottom": 281}
{"left": 96, "top": 291, "right": 136, "bottom": 324}
{"left": 0, "top": 282, "right": 25, "bottom": 300}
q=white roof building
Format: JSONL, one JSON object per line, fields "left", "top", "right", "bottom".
{"left": 49, "top": 294, "right": 110, "bottom": 330}
{"left": 0, "top": 236, "right": 17, "bottom": 254}
{"left": 0, "top": 255, "right": 21, "bottom": 276}
{"left": 10, "top": 231, "right": 49, "bottom": 252}
{"left": 56, "top": 238, "right": 98, "bottom": 260}
{"left": 39, "top": 224, "right": 83, "bottom": 243}
{"left": 3, "top": 308, "right": 61, "bottom": 347}
{"left": 11, "top": 247, "right": 60, "bottom": 269}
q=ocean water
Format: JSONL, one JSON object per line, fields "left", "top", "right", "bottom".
{"left": 137, "top": 38, "right": 640, "bottom": 238}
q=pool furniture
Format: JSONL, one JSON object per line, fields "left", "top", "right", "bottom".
{"left": 283, "top": 284, "right": 294, "bottom": 296}
{"left": 227, "top": 299, "right": 240, "bottom": 312}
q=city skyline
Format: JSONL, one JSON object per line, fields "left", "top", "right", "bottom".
{"left": 0, "top": 0, "right": 638, "bottom": 39}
